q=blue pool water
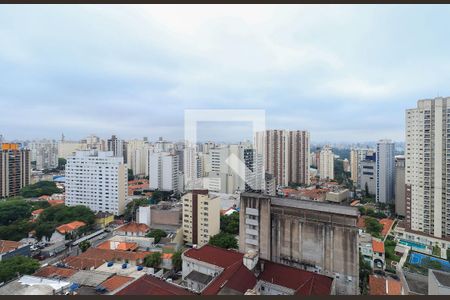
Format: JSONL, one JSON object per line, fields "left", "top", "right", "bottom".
{"left": 409, "top": 252, "right": 450, "bottom": 271}
{"left": 399, "top": 239, "right": 427, "bottom": 249}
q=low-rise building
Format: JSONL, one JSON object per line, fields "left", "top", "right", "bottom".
{"left": 369, "top": 275, "right": 403, "bottom": 295}
{"left": 114, "top": 222, "right": 150, "bottom": 237}
{"left": 115, "top": 274, "right": 194, "bottom": 295}
{"left": 0, "top": 240, "right": 31, "bottom": 261}
{"left": 50, "top": 221, "right": 86, "bottom": 243}
{"left": 0, "top": 275, "right": 71, "bottom": 295}
{"left": 95, "top": 212, "right": 114, "bottom": 229}
{"left": 325, "top": 188, "right": 349, "bottom": 203}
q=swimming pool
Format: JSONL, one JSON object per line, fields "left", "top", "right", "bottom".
{"left": 399, "top": 239, "right": 427, "bottom": 250}
{"left": 409, "top": 252, "right": 450, "bottom": 271}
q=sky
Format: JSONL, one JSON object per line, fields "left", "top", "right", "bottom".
{"left": 1, "top": 4, "right": 450, "bottom": 143}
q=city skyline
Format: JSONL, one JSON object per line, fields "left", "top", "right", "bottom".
{"left": 2, "top": 5, "right": 450, "bottom": 142}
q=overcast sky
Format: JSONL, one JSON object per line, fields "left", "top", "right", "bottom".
{"left": 1, "top": 5, "right": 450, "bottom": 143}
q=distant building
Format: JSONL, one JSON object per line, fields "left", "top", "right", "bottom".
{"left": 28, "top": 139, "right": 58, "bottom": 170}
{"left": 0, "top": 143, "right": 31, "bottom": 198}
{"left": 319, "top": 145, "right": 334, "bottom": 180}
{"left": 376, "top": 139, "right": 395, "bottom": 204}
{"left": 107, "top": 135, "right": 127, "bottom": 163}
{"left": 394, "top": 155, "right": 406, "bottom": 216}
{"left": 360, "top": 152, "right": 376, "bottom": 195}
{"left": 114, "top": 222, "right": 150, "bottom": 237}
{"left": 350, "top": 148, "right": 373, "bottom": 187}
{"left": 126, "top": 139, "right": 150, "bottom": 177}
{"left": 182, "top": 190, "right": 220, "bottom": 246}
{"left": 65, "top": 150, "right": 127, "bottom": 215}
{"left": 149, "top": 152, "right": 181, "bottom": 193}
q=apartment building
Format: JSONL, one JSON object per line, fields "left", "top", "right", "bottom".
{"left": 149, "top": 152, "right": 181, "bottom": 192}
{"left": 107, "top": 135, "right": 127, "bottom": 163}
{"left": 350, "top": 148, "right": 373, "bottom": 187}
{"left": 395, "top": 155, "right": 406, "bottom": 216}
{"left": 182, "top": 190, "right": 220, "bottom": 246}
{"left": 65, "top": 150, "right": 127, "bottom": 215}
{"left": 405, "top": 97, "right": 450, "bottom": 238}
{"left": 126, "top": 139, "right": 150, "bottom": 177}
{"left": 360, "top": 151, "right": 376, "bottom": 196}
{"left": 28, "top": 139, "right": 58, "bottom": 170}
{"left": 0, "top": 143, "right": 31, "bottom": 198}
{"left": 319, "top": 145, "right": 334, "bottom": 180}
{"left": 254, "top": 130, "right": 310, "bottom": 187}
{"left": 376, "top": 139, "right": 395, "bottom": 204}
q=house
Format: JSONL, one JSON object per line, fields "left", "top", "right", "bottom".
{"left": 0, "top": 275, "right": 71, "bottom": 295}
{"left": 0, "top": 240, "right": 31, "bottom": 261}
{"left": 114, "top": 222, "right": 150, "bottom": 237}
{"left": 50, "top": 221, "right": 86, "bottom": 243}
{"left": 181, "top": 245, "right": 335, "bottom": 295}
{"left": 369, "top": 275, "right": 403, "bottom": 295}
{"left": 115, "top": 274, "right": 194, "bottom": 295}
{"left": 97, "top": 275, "right": 134, "bottom": 294}
{"left": 95, "top": 212, "right": 114, "bottom": 229}
{"left": 372, "top": 238, "right": 386, "bottom": 270}
{"left": 34, "top": 265, "right": 78, "bottom": 279}
{"left": 31, "top": 209, "right": 44, "bottom": 220}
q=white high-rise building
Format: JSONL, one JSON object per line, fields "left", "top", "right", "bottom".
{"left": 319, "top": 145, "right": 334, "bottom": 180}
{"left": 65, "top": 150, "right": 127, "bottom": 216}
{"left": 183, "top": 146, "right": 198, "bottom": 190}
{"left": 254, "top": 130, "right": 310, "bottom": 187}
{"left": 376, "top": 139, "right": 395, "bottom": 204}
{"left": 29, "top": 139, "right": 58, "bottom": 170}
{"left": 127, "top": 139, "right": 150, "bottom": 177}
{"left": 406, "top": 97, "right": 450, "bottom": 238}
{"left": 149, "top": 152, "right": 180, "bottom": 192}
{"left": 350, "top": 148, "right": 373, "bottom": 187}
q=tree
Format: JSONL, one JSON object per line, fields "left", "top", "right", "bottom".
{"left": 123, "top": 198, "right": 149, "bottom": 222}
{"left": 147, "top": 229, "right": 167, "bottom": 243}
{"left": 57, "top": 158, "right": 67, "bottom": 170}
{"left": 359, "top": 253, "right": 372, "bottom": 295}
{"left": 0, "top": 199, "right": 32, "bottom": 226}
{"left": 209, "top": 232, "right": 238, "bottom": 249}
{"left": 0, "top": 256, "right": 40, "bottom": 283}
{"left": 0, "top": 220, "right": 34, "bottom": 241}
{"left": 79, "top": 240, "right": 91, "bottom": 253}
{"left": 172, "top": 250, "right": 182, "bottom": 271}
{"left": 220, "top": 212, "right": 239, "bottom": 235}
{"left": 144, "top": 252, "right": 162, "bottom": 268}
{"left": 20, "top": 181, "right": 60, "bottom": 198}
{"left": 364, "top": 217, "right": 383, "bottom": 238}
{"left": 128, "top": 168, "right": 134, "bottom": 181}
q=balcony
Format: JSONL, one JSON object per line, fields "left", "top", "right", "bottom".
{"left": 246, "top": 218, "right": 258, "bottom": 226}
{"left": 246, "top": 238, "right": 258, "bottom": 246}
{"left": 246, "top": 207, "right": 259, "bottom": 216}
{"left": 246, "top": 228, "right": 259, "bottom": 236}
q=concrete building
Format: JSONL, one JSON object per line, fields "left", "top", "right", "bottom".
{"left": 376, "top": 139, "right": 395, "bottom": 204}
{"left": 239, "top": 193, "right": 359, "bottom": 295}
{"left": 0, "top": 143, "right": 31, "bottom": 198}
{"left": 428, "top": 269, "right": 450, "bottom": 295}
{"left": 319, "top": 145, "right": 334, "bottom": 180}
{"left": 395, "top": 155, "right": 406, "bottom": 216}
{"left": 107, "top": 135, "right": 127, "bottom": 163}
{"left": 350, "top": 148, "right": 373, "bottom": 187}
{"left": 126, "top": 139, "right": 150, "bottom": 177}
{"left": 58, "top": 140, "right": 85, "bottom": 159}
{"left": 254, "top": 130, "right": 310, "bottom": 187}
{"left": 182, "top": 190, "right": 220, "bottom": 246}
{"left": 149, "top": 152, "right": 180, "bottom": 193}
{"left": 0, "top": 240, "right": 31, "bottom": 261}
{"left": 65, "top": 150, "right": 127, "bottom": 215}
{"left": 28, "top": 139, "right": 58, "bottom": 170}
{"left": 360, "top": 152, "right": 376, "bottom": 196}
{"left": 405, "top": 97, "right": 450, "bottom": 238}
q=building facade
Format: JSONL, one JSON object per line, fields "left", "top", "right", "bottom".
{"left": 406, "top": 97, "right": 450, "bottom": 238}
{"left": 29, "top": 139, "right": 58, "bottom": 170}
{"left": 395, "top": 155, "right": 406, "bottom": 217}
{"left": 350, "top": 148, "right": 373, "bottom": 187}
{"left": 65, "top": 150, "right": 127, "bottom": 215}
{"left": 360, "top": 152, "right": 376, "bottom": 196}
{"left": 126, "top": 139, "right": 150, "bottom": 177}
{"left": 254, "top": 130, "right": 310, "bottom": 187}
{"left": 149, "top": 152, "right": 180, "bottom": 192}
{"left": 376, "top": 139, "right": 395, "bottom": 204}
{"left": 107, "top": 135, "right": 127, "bottom": 163}
{"left": 239, "top": 193, "right": 359, "bottom": 295}
{"left": 182, "top": 190, "right": 220, "bottom": 246}
{"left": 0, "top": 143, "right": 31, "bottom": 198}
{"left": 319, "top": 145, "right": 334, "bottom": 180}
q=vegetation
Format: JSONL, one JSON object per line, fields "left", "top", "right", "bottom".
{"left": 358, "top": 206, "right": 387, "bottom": 219}
{"left": 20, "top": 181, "right": 60, "bottom": 198}
{"left": 447, "top": 249, "right": 450, "bottom": 263}
{"left": 0, "top": 256, "right": 40, "bottom": 283}
{"left": 209, "top": 232, "right": 238, "bottom": 249}
{"left": 144, "top": 252, "right": 162, "bottom": 268}
{"left": 422, "top": 257, "right": 443, "bottom": 271}
{"left": 364, "top": 217, "right": 383, "bottom": 238}
{"left": 220, "top": 212, "right": 239, "bottom": 235}
{"left": 146, "top": 229, "right": 167, "bottom": 243}
{"left": 0, "top": 220, "right": 34, "bottom": 241}
{"left": 79, "top": 240, "right": 91, "bottom": 253}
{"left": 433, "top": 245, "right": 441, "bottom": 257}
{"left": 128, "top": 169, "right": 134, "bottom": 181}
{"left": 359, "top": 253, "right": 372, "bottom": 295}
{"left": 385, "top": 237, "right": 401, "bottom": 263}
{"left": 123, "top": 198, "right": 149, "bottom": 222}
{"left": 57, "top": 158, "right": 67, "bottom": 170}
{"left": 0, "top": 199, "right": 33, "bottom": 226}
{"left": 172, "top": 250, "right": 182, "bottom": 271}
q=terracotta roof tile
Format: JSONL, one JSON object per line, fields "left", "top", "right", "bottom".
{"left": 372, "top": 239, "right": 385, "bottom": 253}
{"left": 116, "top": 222, "right": 150, "bottom": 234}
{"left": 34, "top": 266, "right": 78, "bottom": 278}
{"left": 99, "top": 275, "right": 133, "bottom": 292}
{"left": 115, "top": 275, "right": 194, "bottom": 295}
{"left": 379, "top": 218, "right": 394, "bottom": 237}
{"left": 184, "top": 245, "right": 243, "bottom": 268}
{"left": 56, "top": 221, "right": 86, "bottom": 234}
{"left": 369, "top": 275, "right": 402, "bottom": 295}
{"left": 0, "top": 240, "right": 22, "bottom": 253}
{"left": 32, "top": 209, "right": 44, "bottom": 215}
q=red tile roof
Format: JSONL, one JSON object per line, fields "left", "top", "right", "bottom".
{"left": 96, "top": 241, "right": 138, "bottom": 251}
{"left": 63, "top": 247, "right": 152, "bottom": 270}
{"left": 115, "top": 275, "right": 194, "bottom": 295}
{"left": 99, "top": 275, "right": 133, "bottom": 292}
{"left": 184, "top": 245, "right": 244, "bottom": 268}
{"left": 116, "top": 222, "right": 150, "bottom": 234}
{"left": 47, "top": 199, "right": 64, "bottom": 206}
{"left": 357, "top": 216, "right": 367, "bottom": 229}
{"left": 56, "top": 221, "right": 86, "bottom": 234}
{"left": 258, "top": 260, "right": 333, "bottom": 295}
{"left": 0, "top": 240, "right": 22, "bottom": 253}
{"left": 32, "top": 208, "right": 44, "bottom": 215}
{"left": 372, "top": 239, "right": 385, "bottom": 253}
{"left": 369, "top": 275, "right": 402, "bottom": 295}
{"left": 380, "top": 218, "right": 394, "bottom": 237}
{"left": 33, "top": 265, "right": 78, "bottom": 278}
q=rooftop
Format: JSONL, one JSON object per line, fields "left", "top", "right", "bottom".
{"left": 115, "top": 222, "right": 150, "bottom": 233}
{"left": 369, "top": 275, "right": 402, "bottom": 295}
{"left": 430, "top": 269, "right": 450, "bottom": 288}
{"left": 185, "top": 270, "right": 213, "bottom": 285}
{"left": 56, "top": 221, "right": 86, "bottom": 234}
{"left": 403, "top": 271, "right": 428, "bottom": 295}
{"left": 115, "top": 275, "right": 194, "bottom": 295}
{"left": 33, "top": 266, "right": 78, "bottom": 279}
{"left": 0, "top": 239, "right": 22, "bottom": 254}
{"left": 380, "top": 218, "right": 395, "bottom": 236}
{"left": 183, "top": 244, "right": 243, "bottom": 268}
{"left": 98, "top": 275, "right": 134, "bottom": 292}
{"left": 67, "top": 270, "right": 113, "bottom": 287}
{"left": 0, "top": 275, "right": 71, "bottom": 295}
{"left": 372, "top": 239, "right": 385, "bottom": 253}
